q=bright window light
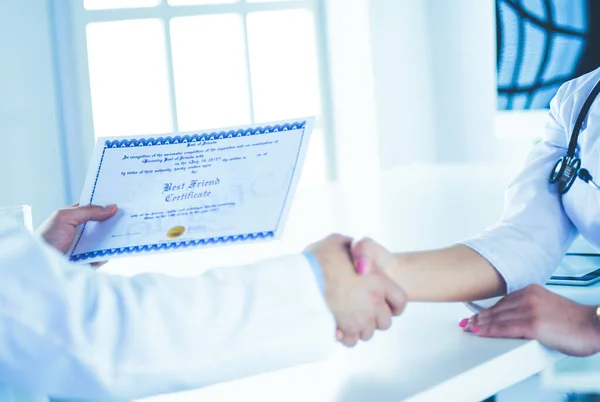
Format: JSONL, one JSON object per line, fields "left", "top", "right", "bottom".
{"left": 246, "top": 9, "right": 322, "bottom": 122}
{"left": 168, "top": 0, "right": 236, "bottom": 5}
{"left": 170, "top": 14, "right": 252, "bottom": 131}
{"left": 74, "top": 1, "right": 330, "bottom": 187}
{"left": 84, "top": 0, "right": 160, "bottom": 10}
{"left": 86, "top": 19, "right": 173, "bottom": 138}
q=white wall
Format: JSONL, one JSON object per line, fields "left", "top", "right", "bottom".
{"left": 0, "top": 0, "right": 67, "bottom": 226}
{"left": 324, "top": 0, "right": 381, "bottom": 183}
{"left": 370, "top": 0, "right": 437, "bottom": 167}
{"left": 368, "top": 0, "right": 534, "bottom": 169}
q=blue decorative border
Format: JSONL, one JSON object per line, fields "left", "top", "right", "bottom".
{"left": 103, "top": 122, "right": 307, "bottom": 149}
{"left": 70, "top": 231, "right": 275, "bottom": 262}
{"left": 68, "top": 120, "right": 307, "bottom": 262}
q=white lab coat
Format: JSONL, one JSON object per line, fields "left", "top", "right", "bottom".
{"left": 0, "top": 224, "right": 335, "bottom": 401}
{"left": 463, "top": 66, "right": 600, "bottom": 293}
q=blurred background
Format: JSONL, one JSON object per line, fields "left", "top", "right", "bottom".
{"left": 5, "top": 0, "right": 598, "bottom": 225}
{"left": 2, "top": 0, "right": 599, "bottom": 225}
{"left": 0, "top": 0, "right": 596, "bottom": 224}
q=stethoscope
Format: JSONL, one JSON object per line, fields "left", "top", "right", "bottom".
{"left": 550, "top": 79, "right": 600, "bottom": 194}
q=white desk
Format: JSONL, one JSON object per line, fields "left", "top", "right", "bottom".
{"left": 102, "top": 163, "right": 595, "bottom": 402}
{"left": 141, "top": 302, "right": 562, "bottom": 402}
{"left": 541, "top": 282, "right": 600, "bottom": 394}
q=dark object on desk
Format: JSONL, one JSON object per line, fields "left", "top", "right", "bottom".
{"left": 547, "top": 253, "right": 600, "bottom": 286}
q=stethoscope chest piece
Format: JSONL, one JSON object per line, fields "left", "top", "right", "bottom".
{"left": 550, "top": 156, "right": 581, "bottom": 194}
{"left": 550, "top": 78, "right": 600, "bottom": 195}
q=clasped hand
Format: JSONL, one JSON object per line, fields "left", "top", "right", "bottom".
{"left": 38, "top": 205, "right": 407, "bottom": 348}
{"left": 305, "top": 235, "right": 407, "bottom": 347}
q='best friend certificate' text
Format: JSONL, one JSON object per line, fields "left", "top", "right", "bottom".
{"left": 68, "top": 118, "right": 314, "bottom": 263}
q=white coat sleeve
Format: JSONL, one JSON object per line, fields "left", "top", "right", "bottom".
{"left": 0, "top": 225, "right": 336, "bottom": 401}
{"left": 461, "top": 83, "right": 579, "bottom": 293}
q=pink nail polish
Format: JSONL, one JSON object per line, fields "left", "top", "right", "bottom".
{"left": 472, "top": 326, "right": 481, "bottom": 333}
{"left": 458, "top": 318, "right": 468, "bottom": 328}
{"left": 357, "top": 258, "right": 368, "bottom": 275}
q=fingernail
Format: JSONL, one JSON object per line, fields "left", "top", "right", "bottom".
{"left": 458, "top": 318, "right": 469, "bottom": 328}
{"left": 357, "top": 258, "right": 369, "bottom": 275}
{"left": 336, "top": 329, "right": 344, "bottom": 341}
{"left": 472, "top": 326, "right": 481, "bottom": 333}
{"left": 104, "top": 204, "right": 117, "bottom": 210}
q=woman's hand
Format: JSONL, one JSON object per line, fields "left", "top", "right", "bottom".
{"left": 350, "top": 237, "right": 400, "bottom": 278}
{"left": 462, "top": 284, "right": 600, "bottom": 357}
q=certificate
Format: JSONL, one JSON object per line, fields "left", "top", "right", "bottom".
{"left": 68, "top": 118, "right": 314, "bottom": 263}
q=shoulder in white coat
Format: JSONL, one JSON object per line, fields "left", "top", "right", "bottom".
{"left": 460, "top": 68, "right": 600, "bottom": 292}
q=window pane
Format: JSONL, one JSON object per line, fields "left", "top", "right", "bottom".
{"left": 170, "top": 15, "right": 251, "bottom": 131}
{"left": 86, "top": 19, "right": 173, "bottom": 138}
{"left": 84, "top": 0, "right": 160, "bottom": 10}
{"left": 168, "top": 0, "right": 236, "bottom": 5}
{"left": 246, "top": 10, "right": 321, "bottom": 122}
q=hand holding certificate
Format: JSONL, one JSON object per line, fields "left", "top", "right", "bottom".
{"left": 68, "top": 118, "right": 314, "bottom": 263}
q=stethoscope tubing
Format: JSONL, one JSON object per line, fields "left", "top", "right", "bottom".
{"left": 550, "top": 79, "right": 600, "bottom": 194}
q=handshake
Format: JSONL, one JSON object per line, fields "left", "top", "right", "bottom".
{"left": 305, "top": 234, "right": 406, "bottom": 347}
{"left": 38, "top": 205, "right": 407, "bottom": 348}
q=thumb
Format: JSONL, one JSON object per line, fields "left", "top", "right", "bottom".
{"left": 64, "top": 204, "right": 118, "bottom": 225}
{"left": 379, "top": 273, "right": 407, "bottom": 316}
{"left": 351, "top": 238, "right": 387, "bottom": 274}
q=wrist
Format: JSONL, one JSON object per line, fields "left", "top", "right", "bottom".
{"left": 388, "top": 252, "right": 410, "bottom": 282}
{"left": 303, "top": 252, "right": 326, "bottom": 294}
{"left": 585, "top": 305, "right": 600, "bottom": 354}
{"left": 393, "top": 252, "right": 410, "bottom": 267}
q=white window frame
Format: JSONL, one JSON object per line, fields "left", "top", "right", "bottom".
{"left": 49, "top": 0, "right": 337, "bottom": 202}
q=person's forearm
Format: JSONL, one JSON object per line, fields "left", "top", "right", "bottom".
{"left": 0, "top": 226, "right": 335, "bottom": 400}
{"left": 386, "top": 245, "right": 507, "bottom": 302}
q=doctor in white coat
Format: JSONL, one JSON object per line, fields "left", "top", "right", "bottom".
{"left": 0, "top": 204, "right": 406, "bottom": 401}
{"left": 350, "top": 66, "right": 600, "bottom": 357}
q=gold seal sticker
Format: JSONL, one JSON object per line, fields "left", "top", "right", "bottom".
{"left": 167, "top": 226, "right": 186, "bottom": 239}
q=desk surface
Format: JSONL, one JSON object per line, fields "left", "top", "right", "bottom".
{"left": 142, "top": 302, "right": 560, "bottom": 402}
{"left": 102, "top": 164, "right": 600, "bottom": 402}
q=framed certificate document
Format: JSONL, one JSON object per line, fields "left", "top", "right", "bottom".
{"left": 68, "top": 118, "right": 314, "bottom": 263}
